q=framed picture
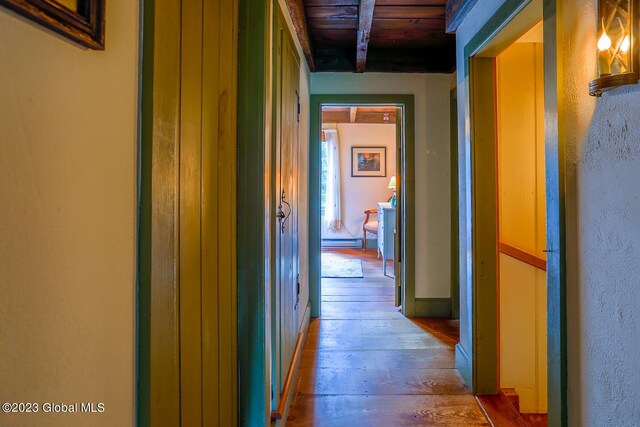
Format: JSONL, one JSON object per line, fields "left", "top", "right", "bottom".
{"left": 351, "top": 146, "right": 386, "bottom": 177}
{"left": 0, "top": 0, "right": 105, "bottom": 49}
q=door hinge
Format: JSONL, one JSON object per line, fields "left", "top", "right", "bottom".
{"left": 296, "top": 91, "right": 301, "bottom": 123}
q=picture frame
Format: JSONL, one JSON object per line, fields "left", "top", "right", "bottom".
{"left": 351, "top": 146, "right": 387, "bottom": 177}
{"left": 0, "top": 0, "right": 105, "bottom": 50}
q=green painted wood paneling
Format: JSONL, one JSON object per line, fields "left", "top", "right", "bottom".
{"left": 309, "top": 94, "right": 416, "bottom": 318}
{"left": 469, "top": 57, "right": 499, "bottom": 395}
{"left": 237, "top": 0, "right": 270, "bottom": 423}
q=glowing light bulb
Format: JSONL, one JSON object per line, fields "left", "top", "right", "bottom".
{"left": 598, "top": 31, "right": 612, "bottom": 51}
{"left": 620, "top": 35, "right": 630, "bottom": 53}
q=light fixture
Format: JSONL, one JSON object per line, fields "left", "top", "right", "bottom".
{"left": 388, "top": 175, "right": 396, "bottom": 207}
{"left": 589, "top": 0, "right": 639, "bottom": 96}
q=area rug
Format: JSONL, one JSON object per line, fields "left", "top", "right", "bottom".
{"left": 321, "top": 252, "right": 364, "bottom": 278}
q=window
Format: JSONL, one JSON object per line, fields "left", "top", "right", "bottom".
{"left": 320, "top": 141, "right": 328, "bottom": 217}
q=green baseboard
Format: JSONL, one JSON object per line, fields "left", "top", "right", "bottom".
{"left": 455, "top": 343, "right": 472, "bottom": 389}
{"left": 413, "top": 298, "right": 452, "bottom": 317}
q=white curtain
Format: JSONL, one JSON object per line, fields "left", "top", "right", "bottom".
{"left": 324, "top": 128, "right": 341, "bottom": 231}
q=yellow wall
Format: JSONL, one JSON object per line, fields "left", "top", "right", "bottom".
{"left": 496, "top": 41, "right": 547, "bottom": 414}
{"left": 0, "top": 2, "right": 139, "bottom": 426}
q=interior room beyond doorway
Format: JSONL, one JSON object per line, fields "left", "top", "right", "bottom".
{"left": 320, "top": 105, "right": 397, "bottom": 259}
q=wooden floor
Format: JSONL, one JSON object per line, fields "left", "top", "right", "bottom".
{"left": 286, "top": 248, "right": 489, "bottom": 426}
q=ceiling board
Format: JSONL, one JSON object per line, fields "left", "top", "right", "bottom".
{"left": 311, "top": 29, "right": 357, "bottom": 47}
{"left": 373, "top": 6, "right": 445, "bottom": 19}
{"left": 309, "top": 18, "right": 358, "bottom": 30}
{"left": 301, "top": 0, "right": 455, "bottom": 72}
{"left": 322, "top": 110, "right": 397, "bottom": 124}
{"left": 304, "top": 0, "right": 358, "bottom": 6}
{"left": 371, "top": 18, "right": 445, "bottom": 30}
{"left": 306, "top": 6, "right": 358, "bottom": 19}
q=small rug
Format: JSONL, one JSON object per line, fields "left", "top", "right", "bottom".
{"left": 321, "top": 253, "right": 364, "bottom": 278}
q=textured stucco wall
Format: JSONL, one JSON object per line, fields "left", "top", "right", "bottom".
{"left": 312, "top": 73, "right": 453, "bottom": 299}
{"left": 562, "top": 0, "right": 640, "bottom": 424}
{"left": 0, "top": 1, "right": 139, "bottom": 426}
{"left": 456, "top": 0, "right": 640, "bottom": 425}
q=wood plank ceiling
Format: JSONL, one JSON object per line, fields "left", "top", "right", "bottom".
{"left": 286, "top": 0, "right": 456, "bottom": 73}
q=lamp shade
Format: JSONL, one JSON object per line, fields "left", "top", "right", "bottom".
{"left": 388, "top": 175, "right": 396, "bottom": 189}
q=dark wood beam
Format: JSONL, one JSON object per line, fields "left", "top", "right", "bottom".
{"left": 445, "top": 0, "right": 478, "bottom": 33}
{"left": 356, "top": 0, "right": 376, "bottom": 72}
{"left": 284, "top": 0, "right": 316, "bottom": 70}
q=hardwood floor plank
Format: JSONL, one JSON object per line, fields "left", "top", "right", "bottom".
{"left": 296, "top": 367, "right": 469, "bottom": 395}
{"left": 321, "top": 288, "right": 395, "bottom": 297}
{"left": 288, "top": 249, "right": 488, "bottom": 425}
{"left": 299, "top": 348, "right": 455, "bottom": 369}
{"left": 322, "top": 295, "right": 395, "bottom": 302}
{"left": 308, "top": 319, "right": 431, "bottom": 336}
{"left": 287, "top": 395, "right": 490, "bottom": 427}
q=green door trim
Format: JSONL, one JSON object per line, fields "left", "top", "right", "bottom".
{"left": 309, "top": 94, "right": 416, "bottom": 318}
{"left": 237, "top": 0, "right": 270, "bottom": 423}
{"left": 461, "top": 0, "right": 567, "bottom": 425}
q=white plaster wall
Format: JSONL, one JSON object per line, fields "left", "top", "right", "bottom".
{"left": 321, "top": 123, "right": 396, "bottom": 241}
{"left": 0, "top": 1, "right": 139, "bottom": 426}
{"left": 312, "top": 73, "right": 453, "bottom": 299}
{"left": 455, "top": 0, "right": 640, "bottom": 424}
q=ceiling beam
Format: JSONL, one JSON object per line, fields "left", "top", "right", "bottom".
{"left": 284, "top": 0, "right": 316, "bottom": 70}
{"left": 356, "top": 0, "right": 376, "bottom": 72}
{"left": 350, "top": 107, "right": 358, "bottom": 122}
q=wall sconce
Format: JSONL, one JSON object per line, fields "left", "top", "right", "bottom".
{"left": 589, "top": 0, "right": 639, "bottom": 96}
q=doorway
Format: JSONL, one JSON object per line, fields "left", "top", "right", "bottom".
{"left": 462, "top": 0, "right": 566, "bottom": 424}
{"left": 309, "top": 95, "right": 416, "bottom": 318}
{"left": 495, "top": 22, "right": 548, "bottom": 422}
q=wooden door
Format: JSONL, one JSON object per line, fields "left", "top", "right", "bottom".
{"left": 272, "top": 7, "right": 301, "bottom": 412}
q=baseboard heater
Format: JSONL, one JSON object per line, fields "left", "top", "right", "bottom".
{"left": 322, "top": 238, "right": 362, "bottom": 248}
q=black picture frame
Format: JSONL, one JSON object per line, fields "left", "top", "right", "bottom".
{"left": 0, "top": 0, "right": 105, "bottom": 49}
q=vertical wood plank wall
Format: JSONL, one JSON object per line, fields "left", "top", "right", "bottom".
{"left": 140, "top": 0, "right": 238, "bottom": 425}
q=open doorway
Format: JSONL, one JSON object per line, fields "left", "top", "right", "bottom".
{"left": 494, "top": 21, "right": 548, "bottom": 424}
{"left": 319, "top": 104, "right": 399, "bottom": 321}
{"left": 309, "top": 95, "right": 416, "bottom": 318}
{"left": 464, "top": 2, "right": 557, "bottom": 424}
{"left": 320, "top": 105, "right": 397, "bottom": 268}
